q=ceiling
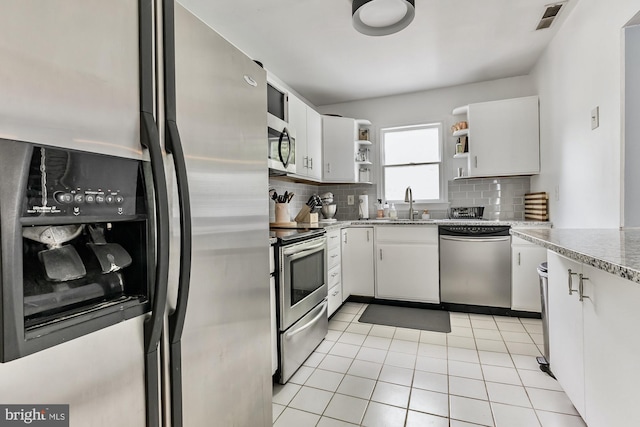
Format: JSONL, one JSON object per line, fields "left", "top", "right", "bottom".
{"left": 177, "top": 0, "right": 577, "bottom": 106}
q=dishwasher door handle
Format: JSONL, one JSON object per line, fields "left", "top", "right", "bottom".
{"left": 440, "top": 236, "right": 511, "bottom": 243}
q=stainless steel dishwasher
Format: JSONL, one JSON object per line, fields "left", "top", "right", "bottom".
{"left": 439, "top": 225, "right": 511, "bottom": 307}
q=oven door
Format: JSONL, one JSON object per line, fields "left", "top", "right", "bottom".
{"left": 279, "top": 236, "right": 326, "bottom": 330}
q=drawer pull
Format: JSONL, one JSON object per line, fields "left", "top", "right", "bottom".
{"left": 332, "top": 289, "right": 339, "bottom": 296}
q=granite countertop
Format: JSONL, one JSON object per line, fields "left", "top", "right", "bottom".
{"left": 511, "top": 228, "right": 640, "bottom": 284}
{"left": 351, "top": 219, "right": 551, "bottom": 227}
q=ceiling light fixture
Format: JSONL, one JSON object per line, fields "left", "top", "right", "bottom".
{"left": 352, "top": 0, "right": 415, "bottom": 36}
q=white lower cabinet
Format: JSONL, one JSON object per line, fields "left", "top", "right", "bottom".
{"left": 547, "top": 251, "right": 585, "bottom": 418}
{"left": 581, "top": 263, "right": 640, "bottom": 427}
{"left": 341, "top": 227, "right": 374, "bottom": 299}
{"left": 375, "top": 226, "right": 439, "bottom": 303}
{"left": 511, "top": 236, "right": 546, "bottom": 312}
{"left": 548, "top": 250, "right": 640, "bottom": 426}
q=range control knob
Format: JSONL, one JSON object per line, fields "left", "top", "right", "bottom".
{"left": 55, "top": 192, "right": 73, "bottom": 204}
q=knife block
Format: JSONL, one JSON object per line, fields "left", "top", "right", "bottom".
{"left": 294, "top": 205, "right": 318, "bottom": 223}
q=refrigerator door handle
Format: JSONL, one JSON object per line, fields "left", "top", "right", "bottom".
{"left": 162, "top": 0, "right": 193, "bottom": 425}
{"left": 140, "top": 0, "right": 170, "bottom": 426}
{"left": 165, "top": 120, "right": 192, "bottom": 343}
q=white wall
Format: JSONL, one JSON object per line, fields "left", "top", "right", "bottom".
{"left": 317, "top": 75, "right": 537, "bottom": 209}
{"left": 530, "top": 0, "right": 640, "bottom": 228}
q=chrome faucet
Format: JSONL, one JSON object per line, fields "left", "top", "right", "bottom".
{"left": 404, "top": 186, "right": 417, "bottom": 220}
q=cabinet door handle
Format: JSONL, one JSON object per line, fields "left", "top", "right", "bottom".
{"left": 579, "top": 274, "right": 590, "bottom": 302}
{"left": 332, "top": 289, "right": 339, "bottom": 296}
{"left": 327, "top": 162, "right": 331, "bottom": 173}
{"left": 309, "top": 158, "right": 313, "bottom": 170}
{"left": 331, "top": 272, "right": 339, "bottom": 278}
{"left": 303, "top": 156, "right": 308, "bottom": 168}
{"left": 518, "top": 252, "right": 521, "bottom": 266}
{"left": 331, "top": 254, "right": 339, "bottom": 259}
{"left": 474, "top": 156, "right": 478, "bottom": 168}
{"left": 344, "top": 232, "right": 348, "bottom": 244}
{"left": 568, "top": 268, "right": 578, "bottom": 295}
{"left": 379, "top": 249, "right": 383, "bottom": 260}
{"left": 366, "top": 230, "right": 370, "bottom": 242}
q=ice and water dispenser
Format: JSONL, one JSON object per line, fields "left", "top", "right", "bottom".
{"left": 0, "top": 141, "right": 152, "bottom": 361}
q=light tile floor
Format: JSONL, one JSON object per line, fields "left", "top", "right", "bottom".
{"left": 273, "top": 302, "right": 586, "bottom": 427}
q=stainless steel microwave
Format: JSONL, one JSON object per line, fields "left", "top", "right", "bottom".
{"left": 267, "top": 82, "right": 296, "bottom": 174}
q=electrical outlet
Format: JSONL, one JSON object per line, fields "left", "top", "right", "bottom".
{"left": 591, "top": 106, "right": 599, "bottom": 130}
{"left": 347, "top": 195, "right": 355, "bottom": 205}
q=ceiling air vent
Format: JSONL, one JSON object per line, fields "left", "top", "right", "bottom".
{"left": 536, "top": 2, "right": 565, "bottom": 30}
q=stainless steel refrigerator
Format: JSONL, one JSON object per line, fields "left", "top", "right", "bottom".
{"left": 0, "top": 1, "right": 271, "bottom": 426}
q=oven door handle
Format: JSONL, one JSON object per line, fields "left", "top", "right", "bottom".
{"left": 440, "top": 236, "right": 510, "bottom": 243}
{"left": 284, "top": 300, "right": 327, "bottom": 339}
{"left": 283, "top": 240, "right": 326, "bottom": 257}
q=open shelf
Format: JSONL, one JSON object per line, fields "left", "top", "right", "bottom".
{"left": 356, "top": 139, "right": 372, "bottom": 145}
{"left": 452, "top": 129, "right": 469, "bottom": 137}
{"left": 452, "top": 105, "right": 469, "bottom": 115}
{"left": 453, "top": 153, "right": 469, "bottom": 159}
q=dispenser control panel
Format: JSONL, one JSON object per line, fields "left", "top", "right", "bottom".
{"left": 23, "top": 146, "right": 143, "bottom": 218}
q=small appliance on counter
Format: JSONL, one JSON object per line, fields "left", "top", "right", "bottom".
{"left": 319, "top": 192, "right": 337, "bottom": 223}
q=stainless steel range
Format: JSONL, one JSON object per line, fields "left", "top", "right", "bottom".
{"left": 271, "top": 227, "right": 328, "bottom": 384}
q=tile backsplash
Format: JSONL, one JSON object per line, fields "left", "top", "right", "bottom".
{"left": 447, "top": 176, "right": 531, "bottom": 220}
{"left": 268, "top": 179, "right": 377, "bottom": 222}
{"left": 269, "top": 176, "right": 530, "bottom": 222}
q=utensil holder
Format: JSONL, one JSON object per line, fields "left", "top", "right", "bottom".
{"left": 274, "top": 203, "right": 290, "bottom": 223}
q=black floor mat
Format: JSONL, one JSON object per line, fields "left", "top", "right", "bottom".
{"left": 358, "top": 304, "right": 451, "bottom": 333}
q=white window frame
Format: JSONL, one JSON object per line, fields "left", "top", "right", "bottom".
{"left": 379, "top": 122, "right": 446, "bottom": 204}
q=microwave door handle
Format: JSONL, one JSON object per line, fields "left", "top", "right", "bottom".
{"left": 278, "top": 127, "right": 292, "bottom": 167}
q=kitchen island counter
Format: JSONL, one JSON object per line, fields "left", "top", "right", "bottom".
{"left": 512, "top": 228, "right": 640, "bottom": 284}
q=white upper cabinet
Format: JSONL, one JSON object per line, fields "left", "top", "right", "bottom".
{"left": 322, "top": 115, "right": 357, "bottom": 182}
{"left": 306, "top": 108, "right": 322, "bottom": 180}
{"left": 454, "top": 96, "right": 540, "bottom": 178}
{"left": 288, "top": 95, "right": 322, "bottom": 180}
{"left": 322, "top": 116, "right": 372, "bottom": 183}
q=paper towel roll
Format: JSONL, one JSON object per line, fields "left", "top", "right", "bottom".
{"left": 358, "top": 195, "right": 369, "bottom": 219}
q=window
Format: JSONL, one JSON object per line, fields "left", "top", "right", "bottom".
{"left": 381, "top": 123, "right": 443, "bottom": 202}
